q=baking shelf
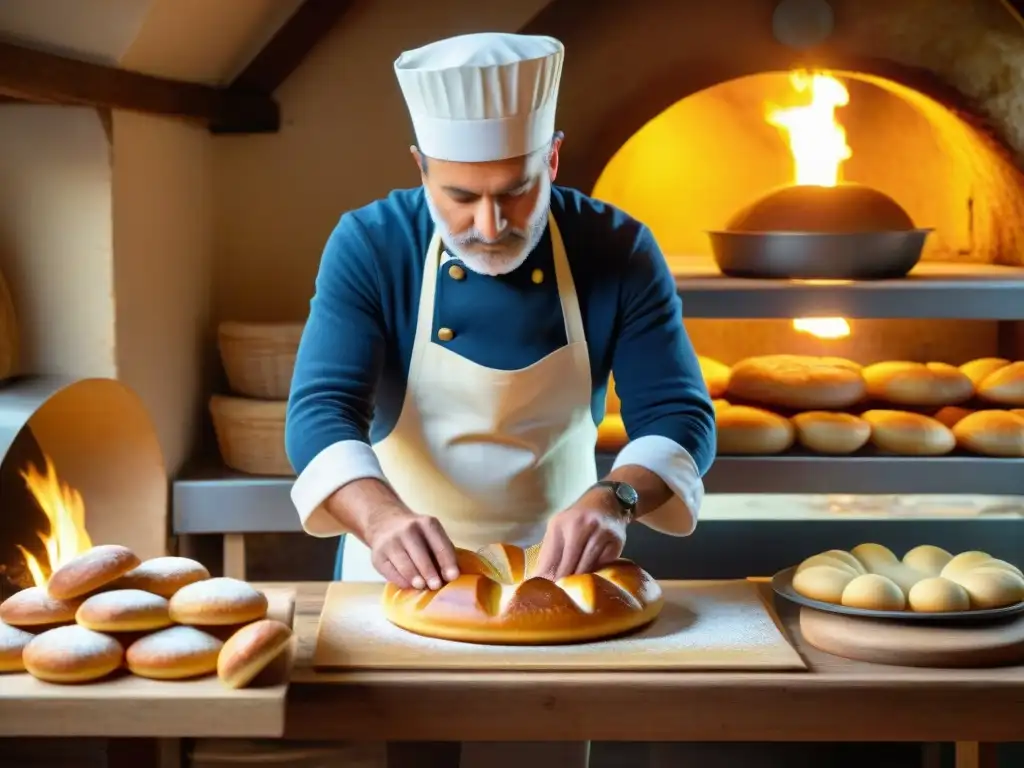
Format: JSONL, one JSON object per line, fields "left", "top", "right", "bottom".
{"left": 172, "top": 453, "right": 1024, "bottom": 535}
{"left": 668, "top": 256, "right": 1024, "bottom": 318}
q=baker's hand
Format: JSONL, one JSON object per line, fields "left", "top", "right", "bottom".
{"left": 363, "top": 506, "right": 460, "bottom": 591}
{"left": 533, "top": 491, "right": 628, "bottom": 580}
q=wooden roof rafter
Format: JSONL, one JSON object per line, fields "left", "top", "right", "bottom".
{"left": 0, "top": 0, "right": 358, "bottom": 134}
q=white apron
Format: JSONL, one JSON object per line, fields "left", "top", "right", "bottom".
{"left": 340, "top": 213, "right": 599, "bottom": 580}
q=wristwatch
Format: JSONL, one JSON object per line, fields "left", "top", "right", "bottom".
{"left": 592, "top": 480, "right": 639, "bottom": 522}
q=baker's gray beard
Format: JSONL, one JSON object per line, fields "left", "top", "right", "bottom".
{"left": 425, "top": 175, "right": 552, "bottom": 276}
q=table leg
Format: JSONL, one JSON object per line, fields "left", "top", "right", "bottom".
{"left": 955, "top": 742, "right": 998, "bottom": 768}
{"left": 223, "top": 534, "right": 246, "bottom": 579}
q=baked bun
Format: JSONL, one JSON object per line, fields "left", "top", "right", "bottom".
{"left": 951, "top": 410, "right": 1024, "bottom": 457}
{"left": 0, "top": 586, "right": 80, "bottom": 627}
{"left": 699, "top": 355, "right": 731, "bottom": 398}
{"left": 47, "top": 544, "right": 141, "bottom": 600}
{"left": 126, "top": 625, "right": 223, "bottom": 680}
{"left": 961, "top": 358, "right": 1024, "bottom": 406}
{"left": 110, "top": 556, "right": 211, "bottom": 598}
{"left": 382, "top": 543, "right": 663, "bottom": 644}
{"left": 0, "top": 621, "right": 34, "bottom": 673}
{"left": 217, "top": 619, "right": 293, "bottom": 689}
{"left": 23, "top": 625, "right": 124, "bottom": 683}
{"left": 716, "top": 405, "right": 794, "bottom": 454}
{"left": 726, "top": 354, "right": 865, "bottom": 410}
{"left": 791, "top": 411, "right": 871, "bottom": 454}
{"left": 76, "top": 589, "right": 173, "bottom": 633}
{"left": 712, "top": 398, "right": 730, "bottom": 412}
{"left": 168, "top": 577, "right": 268, "bottom": 626}
{"left": 861, "top": 410, "right": 955, "bottom": 455}
{"left": 792, "top": 543, "right": 1024, "bottom": 612}
{"left": 862, "top": 361, "right": 973, "bottom": 407}
{"left": 597, "top": 413, "right": 627, "bottom": 451}
{"left": 932, "top": 406, "right": 974, "bottom": 428}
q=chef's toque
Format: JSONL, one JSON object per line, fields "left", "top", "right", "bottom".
{"left": 394, "top": 32, "right": 564, "bottom": 163}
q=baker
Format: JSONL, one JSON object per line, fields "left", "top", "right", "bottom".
{"left": 285, "top": 31, "right": 716, "bottom": 768}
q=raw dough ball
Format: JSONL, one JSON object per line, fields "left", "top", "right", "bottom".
{"left": 47, "top": 545, "right": 141, "bottom": 600}
{"left": 22, "top": 625, "right": 124, "bottom": 683}
{"left": 796, "top": 551, "right": 864, "bottom": 575}
{"left": 841, "top": 573, "right": 906, "bottom": 611}
{"left": 902, "top": 545, "right": 953, "bottom": 577}
{"left": 0, "top": 621, "right": 34, "bottom": 673}
{"left": 953, "top": 568, "right": 1024, "bottom": 610}
{"left": 110, "top": 556, "right": 211, "bottom": 598}
{"left": 792, "top": 565, "right": 855, "bottom": 603}
{"left": 850, "top": 543, "right": 898, "bottom": 570}
{"left": 908, "top": 578, "right": 970, "bottom": 612}
{"left": 76, "top": 589, "right": 173, "bottom": 633}
{"left": 940, "top": 551, "right": 994, "bottom": 580}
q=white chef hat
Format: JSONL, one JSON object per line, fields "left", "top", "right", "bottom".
{"left": 394, "top": 32, "right": 564, "bottom": 163}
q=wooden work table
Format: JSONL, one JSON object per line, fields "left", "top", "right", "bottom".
{"left": 285, "top": 580, "right": 1023, "bottom": 754}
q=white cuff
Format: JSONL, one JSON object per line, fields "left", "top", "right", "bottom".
{"left": 290, "top": 440, "right": 387, "bottom": 538}
{"left": 612, "top": 434, "right": 703, "bottom": 536}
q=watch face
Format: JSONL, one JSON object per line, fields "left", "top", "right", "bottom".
{"left": 615, "top": 483, "right": 639, "bottom": 509}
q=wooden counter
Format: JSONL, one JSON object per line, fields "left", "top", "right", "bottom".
{"left": 286, "top": 581, "right": 1024, "bottom": 745}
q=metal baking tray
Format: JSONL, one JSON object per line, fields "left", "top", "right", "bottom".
{"left": 707, "top": 229, "right": 933, "bottom": 280}
{"left": 771, "top": 566, "right": 1024, "bottom": 623}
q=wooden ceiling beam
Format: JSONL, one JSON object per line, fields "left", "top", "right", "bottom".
{"left": 0, "top": 40, "right": 278, "bottom": 133}
{"left": 232, "top": 0, "right": 359, "bottom": 93}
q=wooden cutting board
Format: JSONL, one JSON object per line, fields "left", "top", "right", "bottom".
{"left": 313, "top": 579, "right": 806, "bottom": 671}
{"left": 800, "top": 607, "right": 1024, "bottom": 667}
{"left": 0, "top": 584, "right": 295, "bottom": 737}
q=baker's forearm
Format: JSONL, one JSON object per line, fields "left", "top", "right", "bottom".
{"left": 324, "top": 478, "right": 409, "bottom": 543}
{"left": 596, "top": 464, "right": 677, "bottom": 521}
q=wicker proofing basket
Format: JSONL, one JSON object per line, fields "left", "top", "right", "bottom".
{"left": 209, "top": 395, "right": 294, "bottom": 476}
{"left": 218, "top": 321, "right": 304, "bottom": 400}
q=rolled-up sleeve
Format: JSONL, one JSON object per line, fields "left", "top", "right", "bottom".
{"left": 285, "top": 215, "right": 389, "bottom": 537}
{"left": 610, "top": 226, "right": 717, "bottom": 535}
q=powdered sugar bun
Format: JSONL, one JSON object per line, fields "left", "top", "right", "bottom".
{"left": 76, "top": 589, "right": 173, "bottom": 632}
{"left": 217, "top": 619, "right": 293, "bottom": 689}
{"left": 111, "top": 556, "right": 211, "bottom": 598}
{"left": 126, "top": 625, "right": 223, "bottom": 680}
{"left": 168, "top": 577, "right": 268, "bottom": 626}
{"left": 23, "top": 625, "right": 124, "bottom": 683}
{"left": 0, "top": 586, "right": 81, "bottom": 627}
{"left": 47, "top": 545, "right": 141, "bottom": 600}
{"left": 0, "top": 621, "right": 34, "bottom": 672}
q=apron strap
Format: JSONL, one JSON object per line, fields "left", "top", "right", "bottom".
{"left": 547, "top": 214, "right": 585, "bottom": 346}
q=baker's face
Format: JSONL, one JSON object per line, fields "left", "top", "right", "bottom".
{"left": 415, "top": 136, "right": 561, "bottom": 276}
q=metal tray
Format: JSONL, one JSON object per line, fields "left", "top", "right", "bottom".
{"left": 707, "top": 229, "right": 932, "bottom": 280}
{"left": 771, "top": 566, "right": 1024, "bottom": 624}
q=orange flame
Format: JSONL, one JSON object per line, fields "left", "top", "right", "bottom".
{"left": 16, "top": 455, "right": 92, "bottom": 588}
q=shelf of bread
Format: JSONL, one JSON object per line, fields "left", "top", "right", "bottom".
{"left": 666, "top": 255, "right": 1024, "bottom": 319}
{"left": 599, "top": 354, "right": 1024, "bottom": 494}
{"left": 0, "top": 545, "right": 296, "bottom": 737}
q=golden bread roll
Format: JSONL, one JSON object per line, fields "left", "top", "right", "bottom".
{"left": 791, "top": 411, "right": 871, "bottom": 454}
{"left": 952, "top": 410, "right": 1024, "bottom": 457}
{"left": 793, "top": 544, "right": 1024, "bottom": 612}
{"left": 126, "top": 625, "right": 223, "bottom": 680}
{"left": 0, "top": 621, "right": 34, "bottom": 673}
{"left": 596, "top": 413, "right": 627, "bottom": 451}
{"left": 75, "top": 589, "right": 173, "bottom": 633}
{"left": 382, "top": 543, "right": 663, "bottom": 644}
{"left": 217, "top": 619, "right": 293, "bottom": 689}
{"left": 23, "top": 625, "right": 124, "bottom": 683}
{"left": 861, "top": 410, "right": 955, "bottom": 455}
{"left": 726, "top": 354, "right": 865, "bottom": 410}
{"left": 716, "top": 405, "right": 794, "bottom": 454}
{"left": 110, "top": 556, "right": 211, "bottom": 598}
{"left": 712, "top": 398, "right": 730, "bottom": 412}
{"left": 168, "top": 577, "right": 268, "bottom": 626}
{"left": 932, "top": 406, "right": 974, "bottom": 428}
{"left": 47, "top": 544, "right": 141, "bottom": 600}
{"left": 861, "top": 361, "right": 973, "bottom": 407}
{"left": 605, "top": 375, "right": 620, "bottom": 414}
{"left": 698, "top": 355, "right": 731, "bottom": 398}
{"left": 963, "top": 359, "right": 1024, "bottom": 406}
{"left": 0, "top": 586, "right": 81, "bottom": 627}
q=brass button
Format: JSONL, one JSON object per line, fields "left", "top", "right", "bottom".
{"left": 448, "top": 264, "right": 466, "bottom": 281}
{"left": 531, "top": 268, "right": 544, "bottom": 285}
{"left": 437, "top": 327, "right": 455, "bottom": 342}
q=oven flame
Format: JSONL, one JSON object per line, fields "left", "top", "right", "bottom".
{"left": 15, "top": 455, "right": 93, "bottom": 588}
{"left": 793, "top": 317, "right": 851, "bottom": 339}
{"left": 766, "top": 70, "right": 852, "bottom": 187}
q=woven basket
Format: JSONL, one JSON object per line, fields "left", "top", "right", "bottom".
{"left": 218, "top": 321, "right": 304, "bottom": 400}
{"left": 209, "top": 395, "right": 294, "bottom": 476}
